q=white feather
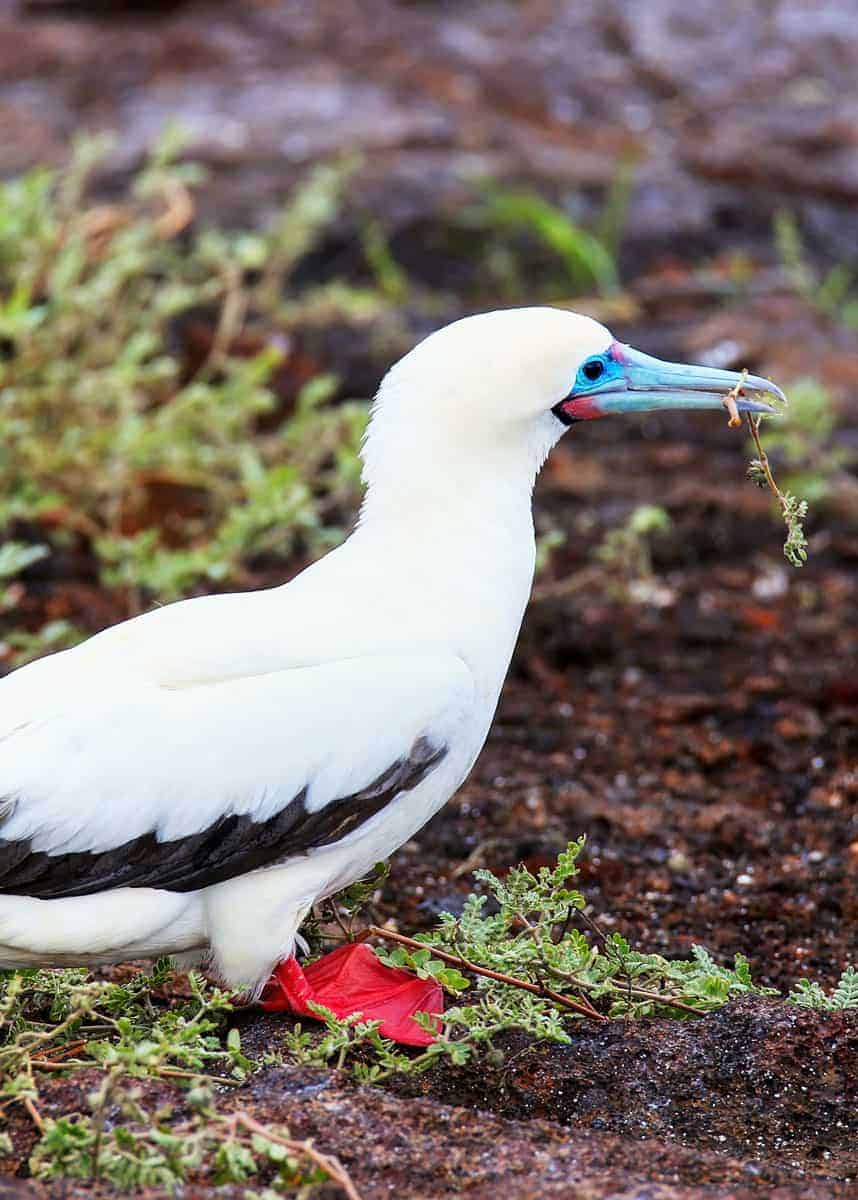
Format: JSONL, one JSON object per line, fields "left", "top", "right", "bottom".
{"left": 0, "top": 307, "right": 615, "bottom": 989}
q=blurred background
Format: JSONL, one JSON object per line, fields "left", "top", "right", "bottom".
{"left": 0, "top": 0, "right": 855, "bottom": 989}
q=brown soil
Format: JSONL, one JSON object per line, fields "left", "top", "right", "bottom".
{"left": 1, "top": 2, "right": 857, "bottom": 1197}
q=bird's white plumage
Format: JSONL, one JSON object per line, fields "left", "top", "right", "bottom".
{"left": 0, "top": 307, "right": 615, "bottom": 990}
{"left": 1, "top": 652, "right": 473, "bottom": 851}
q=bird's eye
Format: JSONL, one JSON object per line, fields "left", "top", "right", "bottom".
{"left": 582, "top": 358, "right": 605, "bottom": 382}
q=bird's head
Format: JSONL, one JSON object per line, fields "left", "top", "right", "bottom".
{"left": 363, "top": 307, "right": 784, "bottom": 495}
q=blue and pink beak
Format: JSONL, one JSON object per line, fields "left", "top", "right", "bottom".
{"left": 553, "top": 343, "right": 786, "bottom": 424}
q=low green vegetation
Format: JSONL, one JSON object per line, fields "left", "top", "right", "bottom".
{"left": 788, "top": 968, "right": 858, "bottom": 1010}
{"left": 0, "top": 131, "right": 378, "bottom": 652}
{"left": 774, "top": 209, "right": 858, "bottom": 329}
{"left": 2, "top": 840, "right": 853, "bottom": 1187}
{"left": 749, "top": 376, "right": 856, "bottom": 507}
{"left": 29, "top": 1108, "right": 338, "bottom": 1196}
{"left": 593, "top": 502, "right": 671, "bottom": 596}
{"left": 747, "top": 414, "right": 810, "bottom": 568}
{"left": 0, "top": 962, "right": 352, "bottom": 1193}
{"left": 475, "top": 190, "right": 620, "bottom": 295}
{"left": 464, "top": 175, "right": 633, "bottom": 300}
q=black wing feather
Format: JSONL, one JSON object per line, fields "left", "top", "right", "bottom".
{"left": 0, "top": 737, "right": 445, "bottom": 899}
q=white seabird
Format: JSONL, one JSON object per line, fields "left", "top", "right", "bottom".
{"left": 0, "top": 308, "right": 783, "bottom": 998}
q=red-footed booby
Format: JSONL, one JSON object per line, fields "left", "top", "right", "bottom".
{"left": 0, "top": 308, "right": 783, "bottom": 1039}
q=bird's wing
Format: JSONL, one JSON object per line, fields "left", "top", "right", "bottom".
{"left": 0, "top": 650, "right": 474, "bottom": 899}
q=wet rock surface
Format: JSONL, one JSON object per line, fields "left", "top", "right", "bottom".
{"left": 231, "top": 1050, "right": 858, "bottom": 1199}
{"left": 389, "top": 998, "right": 858, "bottom": 1178}
{"left": 6, "top": 1046, "right": 857, "bottom": 1199}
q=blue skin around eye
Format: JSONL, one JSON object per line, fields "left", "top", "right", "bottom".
{"left": 573, "top": 355, "right": 622, "bottom": 394}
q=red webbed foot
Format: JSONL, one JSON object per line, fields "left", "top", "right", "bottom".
{"left": 261, "top": 942, "right": 443, "bottom": 1047}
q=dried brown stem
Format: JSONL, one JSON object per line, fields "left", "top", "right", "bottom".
{"left": 514, "top": 914, "right": 701, "bottom": 1017}
{"left": 511, "top": 914, "right": 603, "bottom": 1020}
{"left": 196, "top": 258, "right": 247, "bottom": 382}
{"left": 747, "top": 412, "right": 786, "bottom": 505}
{"left": 23, "top": 1095, "right": 44, "bottom": 1132}
{"left": 154, "top": 181, "right": 195, "bottom": 240}
{"left": 362, "top": 925, "right": 607, "bottom": 1022}
{"left": 26, "top": 1039, "right": 86, "bottom": 1067}
{"left": 722, "top": 368, "right": 748, "bottom": 428}
{"left": 229, "top": 1112, "right": 363, "bottom": 1200}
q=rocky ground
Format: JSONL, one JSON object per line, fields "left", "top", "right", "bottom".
{"left": 0, "top": 2, "right": 857, "bottom": 1197}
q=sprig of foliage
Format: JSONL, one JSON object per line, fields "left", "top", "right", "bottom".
{"left": 0, "top": 131, "right": 374, "bottom": 630}
{"left": 747, "top": 415, "right": 809, "bottom": 567}
{"left": 774, "top": 210, "right": 858, "bottom": 328}
{"left": 723, "top": 366, "right": 818, "bottom": 568}
{"left": 747, "top": 377, "right": 855, "bottom": 509}
{"left": 30, "top": 1103, "right": 355, "bottom": 1195}
{"left": 788, "top": 966, "right": 858, "bottom": 1011}
{"left": 470, "top": 188, "right": 620, "bottom": 296}
{"left": 593, "top": 503, "right": 671, "bottom": 598}
{"left": 0, "top": 964, "right": 359, "bottom": 1194}
{"left": 411, "top": 839, "right": 773, "bottom": 1021}
{"left": 374, "top": 946, "right": 470, "bottom": 995}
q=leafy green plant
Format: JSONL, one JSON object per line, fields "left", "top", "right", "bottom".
{"left": 30, "top": 1104, "right": 354, "bottom": 1194}
{"left": 774, "top": 210, "right": 858, "bottom": 328}
{"left": 272, "top": 840, "right": 782, "bottom": 1082}
{"left": 747, "top": 415, "right": 809, "bottom": 567}
{"left": 410, "top": 838, "right": 774, "bottom": 1021}
{"left": 1, "top": 961, "right": 244, "bottom": 1108}
{"left": 471, "top": 188, "right": 620, "bottom": 296}
{"left": 0, "top": 964, "right": 360, "bottom": 1195}
{"left": 746, "top": 377, "right": 856, "bottom": 509}
{"left": 592, "top": 503, "right": 672, "bottom": 600}
{"left": 2, "top": 840, "right": 853, "bottom": 1185}
{"left": 0, "top": 132, "right": 373, "bottom": 623}
{"left": 788, "top": 966, "right": 858, "bottom": 1011}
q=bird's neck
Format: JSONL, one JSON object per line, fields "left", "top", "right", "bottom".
{"left": 352, "top": 445, "right": 539, "bottom": 703}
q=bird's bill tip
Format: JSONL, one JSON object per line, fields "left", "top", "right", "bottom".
{"left": 559, "top": 343, "right": 786, "bottom": 422}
